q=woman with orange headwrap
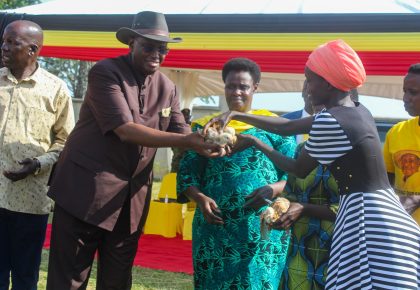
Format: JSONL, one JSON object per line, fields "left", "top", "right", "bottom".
{"left": 205, "top": 40, "right": 420, "bottom": 289}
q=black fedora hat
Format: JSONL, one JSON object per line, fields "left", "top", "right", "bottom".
{"left": 116, "top": 11, "right": 182, "bottom": 44}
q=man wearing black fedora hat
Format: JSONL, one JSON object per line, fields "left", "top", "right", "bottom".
{"left": 46, "top": 11, "right": 221, "bottom": 289}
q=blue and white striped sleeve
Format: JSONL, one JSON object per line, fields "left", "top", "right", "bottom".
{"left": 304, "top": 110, "right": 352, "bottom": 165}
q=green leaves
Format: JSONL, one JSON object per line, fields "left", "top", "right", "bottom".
{"left": 0, "top": 0, "right": 40, "bottom": 10}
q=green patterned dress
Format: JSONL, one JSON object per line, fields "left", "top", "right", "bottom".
{"left": 279, "top": 143, "right": 339, "bottom": 290}
{"left": 177, "top": 125, "right": 296, "bottom": 290}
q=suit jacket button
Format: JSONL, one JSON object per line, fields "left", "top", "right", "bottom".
{"left": 345, "top": 186, "right": 349, "bottom": 190}
{"left": 349, "top": 174, "right": 352, "bottom": 178}
{"left": 337, "top": 166, "right": 340, "bottom": 170}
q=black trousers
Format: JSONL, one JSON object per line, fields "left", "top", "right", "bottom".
{"left": 0, "top": 208, "right": 48, "bottom": 290}
{"left": 46, "top": 203, "right": 141, "bottom": 290}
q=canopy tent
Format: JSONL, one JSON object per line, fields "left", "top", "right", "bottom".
{"left": 2, "top": 0, "right": 420, "bottom": 107}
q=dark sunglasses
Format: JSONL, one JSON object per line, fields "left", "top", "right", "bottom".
{"left": 140, "top": 43, "right": 169, "bottom": 55}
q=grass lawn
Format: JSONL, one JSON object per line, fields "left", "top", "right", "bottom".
{"left": 38, "top": 181, "right": 194, "bottom": 290}
{"left": 38, "top": 250, "right": 193, "bottom": 289}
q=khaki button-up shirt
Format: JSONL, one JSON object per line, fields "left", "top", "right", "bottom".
{"left": 0, "top": 66, "right": 75, "bottom": 214}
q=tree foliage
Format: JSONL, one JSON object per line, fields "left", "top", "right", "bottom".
{"left": 0, "top": 0, "right": 40, "bottom": 9}
{"left": 40, "top": 58, "right": 94, "bottom": 99}
{"left": 1, "top": 0, "right": 92, "bottom": 99}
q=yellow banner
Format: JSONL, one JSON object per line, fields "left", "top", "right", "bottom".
{"left": 43, "top": 30, "right": 420, "bottom": 52}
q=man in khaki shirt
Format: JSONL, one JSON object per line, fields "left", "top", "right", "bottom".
{"left": 0, "top": 20, "right": 74, "bottom": 290}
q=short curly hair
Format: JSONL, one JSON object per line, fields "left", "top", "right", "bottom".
{"left": 408, "top": 63, "right": 420, "bottom": 75}
{"left": 222, "top": 58, "right": 261, "bottom": 84}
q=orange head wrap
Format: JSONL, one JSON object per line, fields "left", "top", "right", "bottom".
{"left": 306, "top": 39, "right": 366, "bottom": 92}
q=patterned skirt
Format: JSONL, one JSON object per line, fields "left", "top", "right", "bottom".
{"left": 326, "top": 188, "right": 420, "bottom": 290}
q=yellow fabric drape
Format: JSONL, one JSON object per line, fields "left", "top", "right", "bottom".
{"left": 44, "top": 30, "right": 420, "bottom": 52}
{"left": 144, "top": 201, "right": 183, "bottom": 238}
{"left": 192, "top": 109, "right": 278, "bottom": 134}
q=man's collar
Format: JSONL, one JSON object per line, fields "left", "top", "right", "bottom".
{"left": 1, "top": 63, "right": 41, "bottom": 84}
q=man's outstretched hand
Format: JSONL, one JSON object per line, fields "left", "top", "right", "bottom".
{"left": 186, "top": 131, "right": 226, "bottom": 158}
{"left": 3, "top": 158, "right": 39, "bottom": 182}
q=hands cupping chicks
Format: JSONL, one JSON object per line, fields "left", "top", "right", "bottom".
{"left": 260, "top": 197, "right": 290, "bottom": 238}
{"left": 199, "top": 125, "right": 237, "bottom": 155}
{"left": 204, "top": 126, "right": 237, "bottom": 146}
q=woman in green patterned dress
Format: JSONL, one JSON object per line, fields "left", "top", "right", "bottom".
{"left": 177, "top": 58, "right": 296, "bottom": 289}
{"left": 279, "top": 142, "right": 339, "bottom": 290}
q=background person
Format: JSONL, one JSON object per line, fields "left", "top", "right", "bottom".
{"left": 177, "top": 58, "right": 296, "bottom": 289}
{"left": 46, "top": 11, "right": 220, "bottom": 290}
{"left": 0, "top": 20, "right": 74, "bottom": 290}
{"left": 280, "top": 104, "right": 339, "bottom": 290}
{"left": 383, "top": 63, "right": 420, "bottom": 222}
{"left": 282, "top": 80, "right": 313, "bottom": 143}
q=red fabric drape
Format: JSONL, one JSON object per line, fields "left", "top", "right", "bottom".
{"left": 40, "top": 46, "right": 420, "bottom": 75}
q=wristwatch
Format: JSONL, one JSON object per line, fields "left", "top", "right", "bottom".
{"left": 33, "top": 158, "right": 41, "bottom": 175}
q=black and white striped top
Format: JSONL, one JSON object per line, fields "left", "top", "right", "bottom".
{"left": 304, "top": 110, "right": 353, "bottom": 165}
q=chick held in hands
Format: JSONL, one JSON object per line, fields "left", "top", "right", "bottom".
{"left": 198, "top": 124, "right": 237, "bottom": 155}
{"left": 260, "top": 197, "right": 290, "bottom": 238}
{"left": 202, "top": 125, "right": 237, "bottom": 146}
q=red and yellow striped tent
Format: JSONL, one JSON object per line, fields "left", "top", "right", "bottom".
{"left": 1, "top": 11, "right": 419, "bottom": 103}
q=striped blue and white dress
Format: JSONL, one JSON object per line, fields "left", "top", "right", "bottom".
{"left": 305, "top": 110, "right": 420, "bottom": 290}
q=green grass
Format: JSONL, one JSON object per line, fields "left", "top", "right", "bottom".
{"left": 38, "top": 181, "right": 193, "bottom": 289}
{"left": 38, "top": 250, "right": 193, "bottom": 290}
